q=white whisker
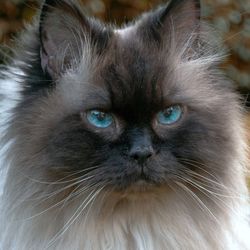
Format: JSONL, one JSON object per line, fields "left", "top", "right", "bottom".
{"left": 174, "top": 179, "right": 220, "bottom": 225}
{"left": 46, "top": 185, "right": 105, "bottom": 249}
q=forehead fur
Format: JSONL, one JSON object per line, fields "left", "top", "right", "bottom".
{"left": 12, "top": 0, "right": 233, "bottom": 130}
{"left": 42, "top": 24, "right": 226, "bottom": 123}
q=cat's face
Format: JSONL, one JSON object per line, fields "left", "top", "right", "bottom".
{"left": 12, "top": 0, "right": 239, "bottom": 193}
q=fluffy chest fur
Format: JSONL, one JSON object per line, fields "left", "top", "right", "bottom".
{"left": 1, "top": 180, "right": 249, "bottom": 250}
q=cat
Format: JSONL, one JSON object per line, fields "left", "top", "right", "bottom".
{"left": 0, "top": 0, "right": 249, "bottom": 249}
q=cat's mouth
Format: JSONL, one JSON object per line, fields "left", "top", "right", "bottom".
{"left": 110, "top": 175, "right": 169, "bottom": 199}
{"left": 112, "top": 167, "right": 164, "bottom": 192}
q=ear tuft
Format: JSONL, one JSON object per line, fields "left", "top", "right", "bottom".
{"left": 160, "top": 0, "right": 200, "bottom": 28}
{"left": 39, "top": 0, "right": 111, "bottom": 79}
{"left": 139, "top": 0, "right": 201, "bottom": 45}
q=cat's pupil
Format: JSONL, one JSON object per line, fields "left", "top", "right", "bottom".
{"left": 94, "top": 111, "right": 106, "bottom": 121}
{"left": 163, "top": 108, "right": 173, "bottom": 117}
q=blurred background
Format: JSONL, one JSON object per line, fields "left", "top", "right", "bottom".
{"left": 0, "top": 0, "right": 250, "bottom": 149}
{"left": 1, "top": 0, "right": 250, "bottom": 102}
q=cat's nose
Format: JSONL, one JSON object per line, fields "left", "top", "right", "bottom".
{"left": 128, "top": 128, "right": 155, "bottom": 164}
{"left": 129, "top": 145, "right": 154, "bottom": 164}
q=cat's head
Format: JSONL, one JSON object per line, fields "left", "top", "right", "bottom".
{"left": 10, "top": 0, "right": 243, "bottom": 194}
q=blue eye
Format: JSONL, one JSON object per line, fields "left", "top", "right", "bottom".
{"left": 86, "top": 110, "right": 114, "bottom": 128}
{"left": 157, "top": 105, "right": 183, "bottom": 125}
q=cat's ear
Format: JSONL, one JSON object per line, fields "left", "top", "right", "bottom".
{"left": 39, "top": 0, "right": 110, "bottom": 79}
{"left": 140, "top": 0, "right": 201, "bottom": 45}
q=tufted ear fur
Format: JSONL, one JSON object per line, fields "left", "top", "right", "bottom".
{"left": 139, "top": 0, "right": 201, "bottom": 47}
{"left": 39, "top": 0, "right": 111, "bottom": 79}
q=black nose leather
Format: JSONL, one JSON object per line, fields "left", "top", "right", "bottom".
{"left": 128, "top": 128, "right": 155, "bottom": 164}
{"left": 129, "top": 145, "right": 154, "bottom": 164}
